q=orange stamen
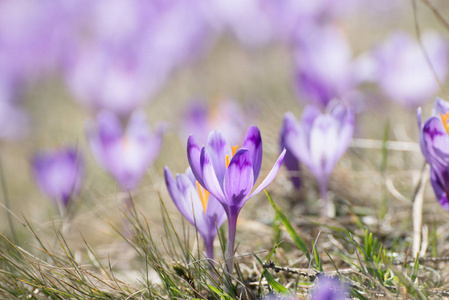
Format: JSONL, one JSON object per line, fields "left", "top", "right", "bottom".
{"left": 196, "top": 181, "right": 209, "bottom": 212}
{"left": 226, "top": 145, "right": 239, "bottom": 168}
{"left": 441, "top": 113, "right": 449, "bottom": 135}
{"left": 232, "top": 145, "right": 239, "bottom": 156}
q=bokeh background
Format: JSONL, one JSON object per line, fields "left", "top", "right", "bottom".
{"left": 1, "top": 0, "right": 449, "bottom": 284}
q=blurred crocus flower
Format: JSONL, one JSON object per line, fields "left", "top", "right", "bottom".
{"left": 188, "top": 126, "right": 286, "bottom": 273}
{"left": 374, "top": 31, "right": 448, "bottom": 107}
{"left": 65, "top": 43, "right": 166, "bottom": 118}
{"left": 310, "top": 275, "right": 347, "bottom": 300}
{"left": 181, "top": 99, "right": 250, "bottom": 146}
{"left": 32, "top": 147, "right": 83, "bottom": 210}
{"left": 164, "top": 167, "right": 226, "bottom": 260}
{"left": 282, "top": 103, "right": 354, "bottom": 216}
{"left": 417, "top": 98, "right": 449, "bottom": 210}
{"left": 293, "top": 25, "right": 356, "bottom": 107}
{"left": 87, "top": 110, "right": 163, "bottom": 191}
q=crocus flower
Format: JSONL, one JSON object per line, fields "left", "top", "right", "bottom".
{"left": 164, "top": 167, "right": 226, "bottom": 260}
{"left": 187, "top": 126, "right": 286, "bottom": 273}
{"left": 374, "top": 31, "right": 448, "bottom": 107}
{"left": 310, "top": 275, "right": 347, "bottom": 300}
{"left": 87, "top": 110, "right": 163, "bottom": 192}
{"left": 282, "top": 103, "right": 354, "bottom": 216}
{"left": 293, "top": 25, "right": 356, "bottom": 107}
{"left": 417, "top": 98, "right": 449, "bottom": 210}
{"left": 32, "top": 147, "right": 83, "bottom": 211}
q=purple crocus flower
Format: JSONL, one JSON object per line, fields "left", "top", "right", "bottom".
{"left": 374, "top": 31, "right": 448, "bottom": 107}
{"left": 417, "top": 98, "right": 449, "bottom": 210}
{"left": 32, "top": 147, "right": 83, "bottom": 210}
{"left": 282, "top": 103, "right": 354, "bottom": 216}
{"left": 293, "top": 25, "right": 356, "bottom": 107}
{"left": 187, "top": 126, "right": 286, "bottom": 273}
{"left": 87, "top": 110, "right": 163, "bottom": 191}
{"left": 164, "top": 167, "right": 226, "bottom": 260}
{"left": 310, "top": 275, "right": 347, "bottom": 300}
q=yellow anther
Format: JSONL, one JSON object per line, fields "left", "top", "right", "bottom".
{"left": 226, "top": 145, "right": 239, "bottom": 168}
{"left": 441, "top": 113, "right": 449, "bottom": 135}
{"left": 232, "top": 145, "right": 239, "bottom": 156}
{"left": 196, "top": 181, "right": 209, "bottom": 212}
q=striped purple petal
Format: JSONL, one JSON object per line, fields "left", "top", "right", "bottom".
{"left": 242, "top": 125, "right": 262, "bottom": 182}
{"left": 206, "top": 130, "right": 231, "bottom": 187}
{"left": 223, "top": 149, "right": 254, "bottom": 208}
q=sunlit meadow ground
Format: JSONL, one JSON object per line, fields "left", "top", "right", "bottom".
{"left": 2, "top": 2, "right": 449, "bottom": 299}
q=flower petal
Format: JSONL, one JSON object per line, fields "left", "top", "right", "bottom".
{"left": 422, "top": 116, "right": 449, "bottom": 167}
{"left": 223, "top": 149, "right": 254, "bottom": 208}
{"left": 207, "top": 130, "right": 231, "bottom": 187}
{"left": 242, "top": 126, "right": 262, "bottom": 182}
{"left": 280, "top": 114, "right": 301, "bottom": 189}
{"left": 187, "top": 135, "right": 205, "bottom": 187}
{"left": 200, "top": 147, "right": 226, "bottom": 203}
{"left": 164, "top": 167, "right": 192, "bottom": 223}
{"left": 249, "top": 149, "right": 286, "bottom": 198}
{"left": 430, "top": 167, "right": 449, "bottom": 211}
{"left": 205, "top": 194, "right": 227, "bottom": 231}
{"left": 176, "top": 173, "right": 206, "bottom": 230}
{"left": 432, "top": 97, "right": 449, "bottom": 116}
{"left": 283, "top": 112, "right": 310, "bottom": 164}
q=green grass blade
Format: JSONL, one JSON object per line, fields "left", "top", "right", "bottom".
{"left": 265, "top": 190, "right": 311, "bottom": 263}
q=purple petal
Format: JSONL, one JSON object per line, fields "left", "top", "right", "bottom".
{"left": 206, "top": 130, "right": 231, "bottom": 187}
{"left": 430, "top": 167, "right": 449, "bottom": 211}
{"left": 310, "top": 275, "right": 347, "bottom": 300}
{"left": 96, "top": 110, "right": 124, "bottom": 145}
{"left": 187, "top": 135, "right": 205, "bottom": 187}
{"left": 205, "top": 194, "right": 227, "bottom": 232}
{"left": 242, "top": 125, "right": 262, "bottom": 182}
{"left": 421, "top": 116, "right": 449, "bottom": 167}
{"left": 432, "top": 97, "right": 449, "bottom": 116}
{"left": 200, "top": 147, "right": 226, "bottom": 203}
{"left": 185, "top": 167, "right": 197, "bottom": 186}
{"left": 32, "top": 147, "right": 83, "bottom": 206}
{"left": 300, "top": 105, "right": 322, "bottom": 138}
{"left": 284, "top": 112, "right": 311, "bottom": 168}
{"left": 164, "top": 166, "right": 190, "bottom": 222}
{"left": 176, "top": 173, "right": 206, "bottom": 228}
{"left": 280, "top": 115, "right": 301, "bottom": 189}
{"left": 249, "top": 149, "right": 286, "bottom": 198}
{"left": 164, "top": 166, "right": 206, "bottom": 228}
{"left": 309, "top": 114, "right": 339, "bottom": 177}
{"left": 223, "top": 149, "right": 254, "bottom": 208}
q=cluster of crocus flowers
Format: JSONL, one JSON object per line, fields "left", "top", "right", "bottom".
{"left": 164, "top": 167, "right": 226, "bottom": 260}
{"left": 32, "top": 146, "right": 83, "bottom": 214}
{"left": 417, "top": 98, "right": 449, "bottom": 210}
{"left": 87, "top": 110, "right": 163, "bottom": 193}
{"left": 281, "top": 102, "right": 354, "bottom": 217}
{"left": 187, "top": 126, "right": 286, "bottom": 273}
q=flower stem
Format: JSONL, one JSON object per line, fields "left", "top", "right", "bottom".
{"left": 319, "top": 180, "right": 333, "bottom": 218}
{"left": 204, "top": 236, "right": 215, "bottom": 263}
{"left": 225, "top": 211, "right": 238, "bottom": 276}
